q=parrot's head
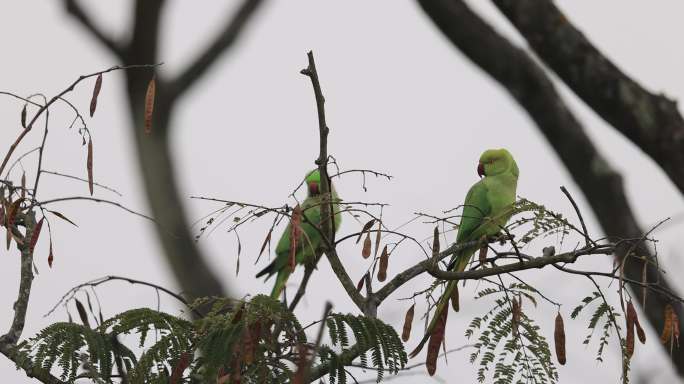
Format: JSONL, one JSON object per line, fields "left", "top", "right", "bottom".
{"left": 305, "top": 169, "right": 321, "bottom": 196}
{"left": 478, "top": 149, "right": 519, "bottom": 178}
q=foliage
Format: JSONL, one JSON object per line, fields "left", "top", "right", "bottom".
{"left": 17, "top": 295, "right": 407, "bottom": 383}
{"left": 465, "top": 284, "right": 558, "bottom": 384}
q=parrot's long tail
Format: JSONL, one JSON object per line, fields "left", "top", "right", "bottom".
{"left": 270, "top": 269, "right": 290, "bottom": 299}
{"left": 255, "top": 260, "right": 275, "bottom": 279}
{"left": 409, "top": 247, "right": 473, "bottom": 359}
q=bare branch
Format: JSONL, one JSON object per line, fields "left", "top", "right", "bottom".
{"left": 64, "top": 0, "right": 125, "bottom": 57}
{"left": 169, "top": 0, "right": 265, "bottom": 100}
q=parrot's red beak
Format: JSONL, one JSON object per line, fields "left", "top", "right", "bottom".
{"left": 477, "top": 163, "right": 485, "bottom": 178}
{"left": 308, "top": 181, "right": 319, "bottom": 195}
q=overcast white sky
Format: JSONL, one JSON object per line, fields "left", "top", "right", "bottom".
{"left": 1, "top": 1, "right": 684, "bottom": 383}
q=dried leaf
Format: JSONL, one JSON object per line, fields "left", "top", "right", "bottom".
{"left": 426, "top": 308, "right": 448, "bottom": 376}
{"left": 74, "top": 299, "right": 91, "bottom": 328}
{"left": 29, "top": 217, "right": 44, "bottom": 254}
{"left": 356, "top": 219, "right": 375, "bottom": 244}
{"left": 20, "top": 104, "right": 27, "bottom": 129}
{"left": 554, "top": 312, "right": 566, "bottom": 365}
{"left": 170, "top": 352, "right": 191, "bottom": 384}
{"left": 377, "top": 245, "right": 389, "bottom": 282}
{"left": 48, "top": 210, "right": 78, "bottom": 227}
{"left": 289, "top": 205, "right": 302, "bottom": 272}
{"left": 48, "top": 242, "right": 54, "bottom": 268}
{"left": 626, "top": 301, "right": 636, "bottom": 358}
{"left": 87, "top": 137, "right": 93, "bottom": 195}
{"left": 402, "top": 304, "right": 415, "bottom": 342}
{"left": 661, "top": 304, "right": 674, "bottom": 344}
{"left": 432, "top": 226, "right": 440, "bottom": 258}
{"left": 90, "top": 74, "right": 102, "bottom": 117}
{"left": 450, "top": 284, "right": 460, "bottom": 312}
{"left": 144, "top": 76, "right": 156, "bottom": 134}
{"left": 362, "top": 233, "right": 371, "bottom": 259}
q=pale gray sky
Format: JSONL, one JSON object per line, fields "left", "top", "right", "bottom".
{"left": 1, "top": 1, "right": 683, "bottom": 382}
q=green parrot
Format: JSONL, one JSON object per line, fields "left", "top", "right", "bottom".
{"left": 256, "top": 169, "right": 342, "bottom": 298}
{"left": 410, "top": 149, "right": 519, "bottom": 364}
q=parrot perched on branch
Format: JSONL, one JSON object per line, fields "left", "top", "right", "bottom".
{"left": 410, "top": 148, "right": 519, "bottom": 374}
{"left": 255, "top": 169, "right": 342, "bottom": 298}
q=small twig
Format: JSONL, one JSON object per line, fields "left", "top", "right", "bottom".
{"left": 41, "top": 170, "right": 123, "bottom": 196}
{"left": 560, "top": 186, "right": 594, "bottom": 247}
{"left": 45, "top": 275, "right": 202, "bottom": 319}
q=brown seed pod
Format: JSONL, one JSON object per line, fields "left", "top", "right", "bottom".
{"left": 661, "top": 304, "right": 674, "bottom": 345}
{"left": 356, "top": 275, "right": 365, "bottom": 292}
{"left": 258, "top": 228, "right": 272, "bottom": 259}
{"left": 20, "top": 172, "right": 25, "bottom": 200}
{"left": 554, "top": 312, "right": 566, "bottom": 365}
{"left": 90, "top": 74, "right": 103, "bottom": 117}
{"left": 48, "top": 241, "right": 54, "bottom": 268}
{"left": 74, "top": 299, "right": 91, "bottom": 328}
{"left": 478, "top": 245, "right": 488, "bottom": 265}
{"left": 450, "top": 284, "right": 460, "bottom": 312}
{"left": 29, "top": 217, "right": 44, "bottom": 255}
{"left": 289, "top": 205, "right": 302, "bottom": 272}
{"left": 20, "top": 104, "right": 27, "bottom": 129}
{"left": 144, "top": 76, "right": 156, "bottom": 134}
{"left": 426, "top": 308, "right": 448, "bottom": 376}
{"left": 402, "top": 303, "right": 415, "bottom": 342}
{"left": 356, "top": 219, "right": 375, "bottom": 243}
{"left": 170, "top": 352, "right": 191, "bottom": 384}
{"left": 377, "top": 245, "right": 389, "bottom": 282}
{"left": 362, "top": 233, "right": 372, "bottom": 259}
{"left": 626, "top": 301, "right": 637, "bottom": 357}
{"left": 432, "top": 226, "right": 440, "bottom": 258}
{"left": 512, "top": 298, "right": 521, "bottom": 337}
{"left": 87, "top": 137, "right": 94, "bottom": 196}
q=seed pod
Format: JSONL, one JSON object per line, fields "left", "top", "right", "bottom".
{"left": 48, "top": 242, "right": 54, "bottom": 268}
{"left": 661, "top": 304, "right": 674, "bottom": 344}
{"left": 478, "top": 245, "right": 488, "bottom": 265}
{"left": 554, "top": 312, "right": 566, "bottom": 365}
{"left": 144, "top": 76, "right": 156, "bottom": 134}
{"left": 356, "top": 219, "right": 375, "bottom": 243}
{"left": 511, "top": 298, "right": 521, "bottom": 337}
{"left": 90, "top": 73, "right": 102, "bottom": 117}
{"left": 20, "top": 172, "right": 25, "bottom": 200}
{"left": 170, "top": 352, "right": 190, "bottom": 384}
{"left": 377, "top": 245, "right": 389, "bottom": 282}
{"left": 450, "top": 284, "right": 460, "bottom": 312}
{"left": 356, "top": 275, "right": 365, "bottom": 292}
{"left": 362, "top": 233, "right": 371, "bottom": 258}
{"left": 257, "top": 228, "right": 272, "bottom": 259}
{"left": 426, "top": 308, "right": 448, "bottom": 376}
{"left": 87, "top": 137, "right": 94, "bottom": 195}
{"left": 432, "top": 226, "right": 440, "bottom": 258}
{"left": 289, "top": 205, "right": 302, "bottom": 272}
{"left": 75, "top": 299, "right": 91, "bottom": 328}
{"left": 29, "top": 218, "right": 44, "bottom": 255}
{"left": 626, "top": 303, "right": 636, "bottom": 358}
{"left": 402, "top": 304, "right": 415, "bottom": 342}
{"left": 20, "top": 104, "right": 27, "bottom": 129}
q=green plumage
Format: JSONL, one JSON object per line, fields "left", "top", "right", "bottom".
{"left": 256, "top": 170, "right": 342, "bottom": 298}
{"left": 410, "top": 149, "right": 519, "bottom": 360}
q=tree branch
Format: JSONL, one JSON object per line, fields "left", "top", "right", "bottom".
{"left": 64, "top": 0, "right": 125, "bottom": 58}
{"left": 492, "top": 0, "right": 684, "bottom": 195}
{"left": 416, "top": 0, "right": 684, "bottom": 375}
{"left": 168, "top": 0, "right": 265, "bottom": 100}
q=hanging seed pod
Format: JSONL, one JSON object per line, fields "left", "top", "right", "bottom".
{"left": 432, "top": 226, "right": 440, "bottom": 258}
{"left": 626, "top": 301, "right": 639, "bottom": 357}
{"left": 362, "top": 233, "right": 371, "bottom": 258}
{"left": 74, "top": 299, "right": 91, "bottom": 328}
{"left": 29, "top": 217, "right": 44, "bottom": 255}
{"left": 511, "top": 298, "right": 521, "bottom": 337}
{"left": 554, "top": 312, "right": 566, "bottom": 365}
{"left": 90, "top": 74, "right": 103, "bottom": 117}
{"left": 356, "top": 275, "right": 365, "bottom": 292}
{"left": 87, "top": 137, "right": 94, "bottom": 196}
{"left": 402, "top": 304, "right": 415, "bottom": 342}
{"left": 289, "top": 205, "right": 302, "bottom": 272}
{"left": 144, "top": 76, "right": 156, "bottom": 134}
{"left": 426, "top": 308, "right": 448, "bottom": 376}
{"left": 20, "top": 104, "right": 27, "bottom": 129}
{"left": 450, "top": 284, "right": 460, "bottom": 312}
{"left": 356, "top": 219, "right": 375, "bottom": 243}
{"left": 257, "top": 228, "right": 272, "bottom": 259}
{"left": 48, "top": 241, "right": 54, "bottom": 268}
{"left": 661, "top": 304, "right": 674, "bottom": 344}
{"left": 478, "top": 245, "right": 488, "bottom": 265}
{"left": 377, "top": 245, "right": 389, "bottom": 282}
